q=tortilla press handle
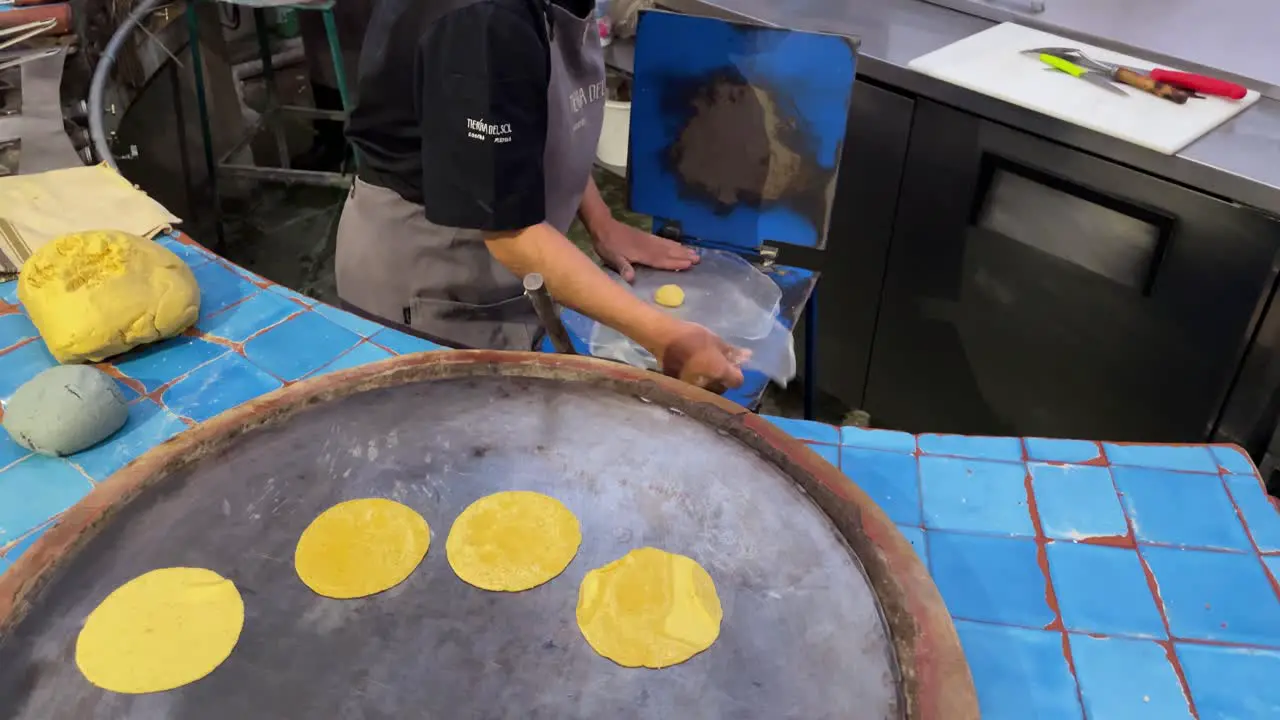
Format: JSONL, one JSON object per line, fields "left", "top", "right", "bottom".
{"left": 523, "top": 273, "right": 577, "bottom": 355}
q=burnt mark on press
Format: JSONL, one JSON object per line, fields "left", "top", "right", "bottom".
{"left": 662, "top": 68, "right": 830, "bottom": 233}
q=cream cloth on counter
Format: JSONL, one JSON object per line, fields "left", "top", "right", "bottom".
{"left": 0, "top": 164, "right": 181, "bottom": 278}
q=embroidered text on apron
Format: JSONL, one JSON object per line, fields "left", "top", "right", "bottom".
{"left": 334, "top": 2, "right": 606, "bottom": 350}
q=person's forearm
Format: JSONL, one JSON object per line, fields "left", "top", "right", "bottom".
{"left": 486, "top": 223, "right": 675, "bottom": 355}
{"left": 577, "top": 175, "right": 615, "bottom": 243}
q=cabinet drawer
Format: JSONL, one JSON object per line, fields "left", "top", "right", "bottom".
{"left": 866, "top": 100, "right": 1280, "bottom": 441}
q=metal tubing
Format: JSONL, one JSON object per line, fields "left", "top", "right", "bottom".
{"left": 218, "top": 163, "right": 353, "bottom": 188}
{"left": 252, "top": 7, "right": 289, "bottom": 168}
{"left": 184, "top": 0, "right": 224, "bottom": 246}
{"left": 169, "top": 59, "right": 196, "bottom": 225}
{"left": 87, "top": 0, "right": 163, "bottom": 169}
{"left": 320, "top": 6, "right": 356, "bottom": 168}
{"left": 523, "top": 273, "right": 577, "bottom": 354}
{"left": 232, "top": 43, "right": 305, "bottom": 81}
{"left": 320, "top": 8, "right": 351, "bottom": 114}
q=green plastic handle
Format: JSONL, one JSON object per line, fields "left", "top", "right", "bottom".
{"left": 1039, "top": 53, "right": 1086, "bottom": 77}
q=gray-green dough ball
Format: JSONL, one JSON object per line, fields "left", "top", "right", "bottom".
{"left": 4, "top": 365, "right": 129, "bottom": 457}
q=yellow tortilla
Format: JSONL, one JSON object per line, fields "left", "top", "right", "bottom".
{"left": 576, "top": 547, "right": 722, "bottom": 668}
{"left": 75, "top": 567, "right": 244, "bottom": 694}
{"left": 294, "top": 498, "right": 430, "bottom": 599}
{"left": 446, "top": 491, "right": 581, "bottom": 592}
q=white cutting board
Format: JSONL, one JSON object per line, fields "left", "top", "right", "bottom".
{"left": 907, "top": 23, "right": 1261, "bottom": 155}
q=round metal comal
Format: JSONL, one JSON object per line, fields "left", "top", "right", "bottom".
{"left": 0, "top": 352, "right": 976, "bottom": 719}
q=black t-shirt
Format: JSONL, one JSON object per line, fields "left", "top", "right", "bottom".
{"left": 348, "top": 0, "right": 550, "bottom": 232}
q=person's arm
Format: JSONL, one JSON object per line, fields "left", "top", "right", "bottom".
{"left": 485, "top": 224, "right": 674, "bottom": 357}
{"left": 485, "top": 225, "right": 744, "bottom": 389}
{"left": 577, "top": 175, "right": 699, "bottom": 281}
{"left": 578, "top": 174, "right": 615, "bottom": 241}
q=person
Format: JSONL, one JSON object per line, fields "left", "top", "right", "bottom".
{"left": 336, "top": 0, "right": 745, "bottom": 392}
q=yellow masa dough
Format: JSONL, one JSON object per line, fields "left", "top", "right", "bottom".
{"left": 75, "top": 567, "right": 244, "bottom": 694}
{"left": 576, "top": 547, "right": 722, "bottom": 668}
{"left": 294, "top": 498, "right": 431, "bottom": 599}
{"left": 17, "top": 230, "right": 200, "bottom": 363}
{"left": 446, "top": 491, "right": 581, "bottom": 592}
{"left": 654, "top": 284, "right": 685, "bottom": 308}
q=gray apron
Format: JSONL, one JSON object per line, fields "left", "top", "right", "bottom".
{"left": 334, "top": 2, "right": 606, "bottom": 350}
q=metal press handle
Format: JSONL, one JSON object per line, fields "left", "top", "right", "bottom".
{"left": 523, "top": 273, "right": 577, "bottom": 355}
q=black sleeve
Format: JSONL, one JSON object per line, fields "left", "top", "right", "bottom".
{"left": 416, "top": 3, "right": 549, "bottom": 232}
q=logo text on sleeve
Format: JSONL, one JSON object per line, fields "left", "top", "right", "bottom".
{"left": 466, "top": 118, "right": 513, "bottom": 143}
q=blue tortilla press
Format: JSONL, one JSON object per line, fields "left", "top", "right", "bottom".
{"left": 538, "top": 10, "right": 859, "bottom": 417}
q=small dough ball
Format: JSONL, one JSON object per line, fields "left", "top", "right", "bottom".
{"left": 4, "top": 365, "right": 127, "bottom": 456}
{"left": 17, "top": 230, "right": 200, "bottom": 363}
{"left": 576, "top": 547, "right": 722, "bottom": 668}
{"left": 654, "top": 284, "right": 685, "bottom": 308}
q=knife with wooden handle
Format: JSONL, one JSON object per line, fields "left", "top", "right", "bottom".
{"left": 1110, "top": 67, "right": 1192, "bottom": 104}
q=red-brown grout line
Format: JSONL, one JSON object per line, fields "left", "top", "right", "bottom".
{"left": 914, "top": 453, "right": 924, "bottom": 539}
{"left": 1024, "top": 471, "right": 1063, "bottom": 630}
{"left": 366, "top": 338, "right": 399, "bottom": 355}
{"left": 236, "top": 309, "right": 306, "bottom": 345}
{"left": 1072, "top": 441, "right": 1110, "bottom": 467}
{"left": 1059, "top": 632, "right": 1086, "bottom": 720}
{"left": 0, "top": 336, "right": 36, "bottom": 358}
{"left": 92, "top": 363, "right": 145, "bottom": 397}
{"left": 1112, "top": 463, "right": 1200, "bottom": 719}
{"left": 1023, "top": 467, "right": 1085, "bottom": 717}
{"left": 1078, "top": 533, "right": 1137, "bottom": 548}
{"left": 1218, "top": 473, "right": 1280, "bottom": 603}
{"left": 939, "top": 617, "right": 1280, "bottom": 651}
{"left": 1135, "top": 551, "right": 1199, "bottom": 718}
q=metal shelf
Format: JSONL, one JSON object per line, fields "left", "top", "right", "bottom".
{"left": 603, "top": 38, "right": 633, "bottom": 76}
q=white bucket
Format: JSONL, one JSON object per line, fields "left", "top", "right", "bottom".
{"left": 596, "top": 99, "right": 631, "bottom": 168}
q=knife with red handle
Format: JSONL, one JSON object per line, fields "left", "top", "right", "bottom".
{"left": 1147, "top": 70, "right": 1248, "bottom": 100}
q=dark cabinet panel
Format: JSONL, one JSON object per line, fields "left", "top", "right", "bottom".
{"left": 865, "top": 100, "right": 1280, "bottom": 442}
{"left": 1216, "top": 286, "right": 1280, "bottom": 476}
{"left": 782, "top": 80, "right": 915, "bottom": 410}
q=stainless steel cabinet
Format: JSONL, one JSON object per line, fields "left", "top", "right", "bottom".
{"left": 864, "top": 99, "right": 1280, "bottom": 442}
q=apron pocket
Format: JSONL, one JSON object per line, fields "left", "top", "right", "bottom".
{"left": 407, "top": 295, "right": 539, "bottom": 351}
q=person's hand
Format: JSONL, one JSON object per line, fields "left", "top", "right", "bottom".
{"left": 657, "top": 322, "right": 748, "bottom": 393}
{"left": 594, "top": 220, "right": 699, "bottom": 282}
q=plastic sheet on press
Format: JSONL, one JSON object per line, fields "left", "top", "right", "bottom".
{"left": 563, "top": 309, "right": 797, "bottom": 387}
{"left": 623, "top": 249, "right": 781, "bottom": 341}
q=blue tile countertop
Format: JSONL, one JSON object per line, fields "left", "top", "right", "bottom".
{"left": 3, "top": 234, "right": 1279, "bottom": 718}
